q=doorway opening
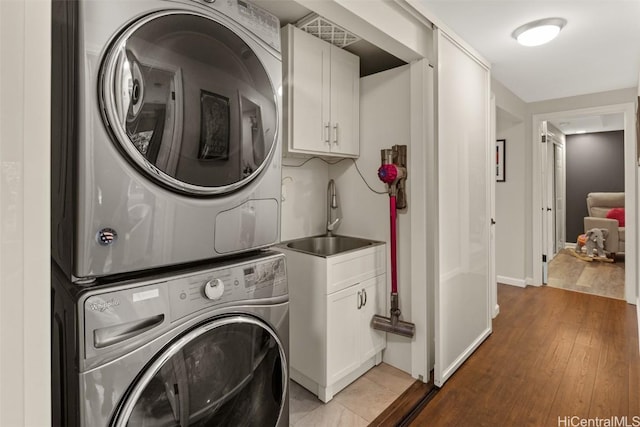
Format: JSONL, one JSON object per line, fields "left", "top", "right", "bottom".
{"left": 532, "top": 103, "right": 637, "bottom": 304}
{"left": 542, "top": 115, "right": 626, "bottom": 300}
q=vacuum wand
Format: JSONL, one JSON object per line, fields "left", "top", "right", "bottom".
{"left": 371, "top": 146, "right": 415, "bottom": 338}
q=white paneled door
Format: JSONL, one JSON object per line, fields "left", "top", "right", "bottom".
{"left": 434, "top": 30, "right": 492, "bottom": 387}
{"left": 547, "top": 123, "right": 566, "bottom": 256}
{"left": 541, "top": 121, "right": 566, "bottom": 281}
{"left": 555, "top": 142, "right": 566, "bottom": 253}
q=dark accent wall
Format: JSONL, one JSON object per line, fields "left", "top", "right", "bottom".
{"left": 565, "top": 130, "right": 624, "bottom": 242}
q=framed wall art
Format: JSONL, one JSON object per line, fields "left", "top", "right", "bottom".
{"left": 198, "top": 90, "right": 230, "bottom": 160}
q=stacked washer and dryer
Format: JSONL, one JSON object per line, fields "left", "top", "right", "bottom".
{"left": 51, "top": 0, "right": 288, "bottom": 425}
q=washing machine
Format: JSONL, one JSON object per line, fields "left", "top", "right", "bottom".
{"left": 52, "top": 0, "right": 283, "bottom": 281}
{"left": 52, "top": 250, "right": 289, "bottom": 426}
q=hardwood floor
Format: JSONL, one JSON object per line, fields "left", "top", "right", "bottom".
{"left": 548, "top": 249, "right": 624, "bottom": 300}
{"left": 408, "top": 284, "right": 640, "bottom": 426}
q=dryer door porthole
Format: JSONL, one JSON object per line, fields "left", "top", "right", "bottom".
{"left": 111, "top": 315, "right": 288, "bottom": 426}
{"left": 100, "top": 11, "right": 279, "bottom": 196}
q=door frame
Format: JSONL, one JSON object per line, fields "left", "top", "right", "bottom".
{"left": 532, "top": 103, "right": 637, "bottom": 304}
{"left": 543, "top": 122, "right": 566, "bottom": 264}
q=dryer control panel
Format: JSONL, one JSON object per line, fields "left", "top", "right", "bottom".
{"left": 168, "top": 252, "right": 287, "bottom": 321}
{"left": 183, "top": 0, "right": 281, "bottom": 51}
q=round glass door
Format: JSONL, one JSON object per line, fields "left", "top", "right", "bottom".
{"left": 113, "top": 316, "right": 287, "bottom": 426}
{"left": 101, "top": 11, "right": 278, "bottom": 195}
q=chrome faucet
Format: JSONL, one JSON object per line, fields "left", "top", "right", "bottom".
{"left": 327, "top": 179, "right": 340, "bottom": 236}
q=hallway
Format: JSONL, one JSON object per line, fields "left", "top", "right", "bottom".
{"left": 409, "top": 284, "right": 640, "bottom": 426}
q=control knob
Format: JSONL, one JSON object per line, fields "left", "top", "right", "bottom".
{"left": 203, "top": 278, "right": 225, "bottom": 300}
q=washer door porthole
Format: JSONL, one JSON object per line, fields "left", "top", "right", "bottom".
{"left": 112, "top": 316, "right": 287, "bottom": 426}
{"left": 101, "top": 11, "right": 279, "bottom": 196}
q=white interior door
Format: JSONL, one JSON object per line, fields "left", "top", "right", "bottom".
{"left": 490, "top": 94, "right": 497, "bottom": 319}
{"left": 542, "top": 122, "right": 566, "bottom": 267}
{"left": 545, "top": 131, "right": 555, "bottom": 258}
{"left": 553, "top": 133, "right": 566, "bottom": 252}
{"left": 434, "top": 30, "right": 492, "bottom": 387}
{"left": 540, "top": 121, "right": 550, "bottom": 283}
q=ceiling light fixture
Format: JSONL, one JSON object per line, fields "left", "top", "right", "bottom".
{"left": 512, "top": 18, "right": 567, "bottom": 47}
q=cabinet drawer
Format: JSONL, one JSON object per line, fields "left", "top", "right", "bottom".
{"left": 327, "top": 244, "right": 385, "bottom": 294}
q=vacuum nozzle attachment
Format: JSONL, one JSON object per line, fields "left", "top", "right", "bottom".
{"left": 371, "top": 294, "right": 415, "bottom": 338}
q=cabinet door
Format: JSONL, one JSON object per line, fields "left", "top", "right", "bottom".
{"left": 359, "top": 275, "right": 386, "bottom": 361}
{"left": 327, "top": 285, "right": 361, "bottom": 384}
{"left": 329, "top": 46, "right": 360, "bottom": 156}
{"left": 289, "top": 27, "right": 331, "bottom": 153}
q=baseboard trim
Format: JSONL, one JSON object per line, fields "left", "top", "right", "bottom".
{"left": 493, "top": 304, "right": 500, "bottom": 318}
{"left": 497, "top": 275, "right": 526, "bottom": 288}
{"left": 565, "top": 242, "right": 577, "bottom": 249}
{"left": 525, "top": 277, "right": 536, "bottom": 286}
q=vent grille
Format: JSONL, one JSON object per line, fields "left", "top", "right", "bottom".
{"left": 296, "top": 14, "right": 360, "bottom": 48}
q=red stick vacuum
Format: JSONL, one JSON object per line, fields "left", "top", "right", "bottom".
{"left": 371, "top": 146, "right": 416, "bottom": 338}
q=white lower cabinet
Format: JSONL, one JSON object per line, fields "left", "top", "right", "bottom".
{"left": 327, "top": 276, "right": 386, "bottom": 391}
{"left": 277, "top": 243, "right": 387, "bottom": 403}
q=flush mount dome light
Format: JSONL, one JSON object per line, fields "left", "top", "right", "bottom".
{"left": 512, "top": 18, "right": 567, "bottom": 47}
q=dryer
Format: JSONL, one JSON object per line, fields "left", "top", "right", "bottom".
{"left": 52, "top": 0, "right": 283, "bottom": 281}
{"left": 52, "top": 251, "right": 289, "bottom": 426}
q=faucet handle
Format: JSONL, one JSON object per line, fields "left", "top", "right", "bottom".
{"left": 327, "top": 218, "right": 341, "bottom": 231}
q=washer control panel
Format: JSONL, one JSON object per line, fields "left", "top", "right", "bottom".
{"left": 169, "top": 252, "right": 287, "bottom": 321}
{"left": 203, "top": 278, "right": 225, "bottom": 300}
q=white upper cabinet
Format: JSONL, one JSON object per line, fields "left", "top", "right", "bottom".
{"left": 328, "top": 46, "right": 359, "bottom": 156}
{"left": 282, "top": 24, "right": 360, "bottom": 157}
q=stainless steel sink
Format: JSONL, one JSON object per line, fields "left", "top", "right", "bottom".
{"left": 285, "top": 235, "right": 379, "bottom": 257}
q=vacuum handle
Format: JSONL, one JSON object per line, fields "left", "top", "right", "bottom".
{"left": 390, "top": 194, "right": 398, "bottom": 294}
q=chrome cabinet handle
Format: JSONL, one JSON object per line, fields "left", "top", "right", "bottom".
{"left": 333, "top": 123, "right": 339, "bottom": 144}
{"left": 324, "top": 122, "right": 330, "bottom": 144}
{"left": 357, "top": 291, "right": 362, "bottom": 309}
{"left": 362, "top": 289, "right": 367, "bottom": 307}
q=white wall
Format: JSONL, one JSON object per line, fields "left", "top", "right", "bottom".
{"left": 488, "top": 85, "right": 638, "bottom": 293}
{"left": 330, "top": 65, "right": 413, "bottom": 373}
{"left": 493, "top": 86, "right": 637, "bottom": 286}
{"left": 496, "top": 117, "right": 527, "bottom": 286}
{"left": 492, "top": 80, "right": 528, "bottom": 287}
{"left": 637, "top": 77, "right": 639, "bottom": 349}
{"left": 491, "top": 85, "right": 638, "bottom": 290}
{"left": 279, "top": 65, "right": 418, "bottom": 373}
{"left": 280, "top": 159, "right": 329, "bottom": 241}
{"left": 0, "top": 0, "right": 51, "bottom": 425}
{"left": 528, "top": 88, "right": 637, "bottom": 116}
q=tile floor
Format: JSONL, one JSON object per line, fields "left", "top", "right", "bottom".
{"left": 289, "top": 363, "right": 415, "bottom": 426}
